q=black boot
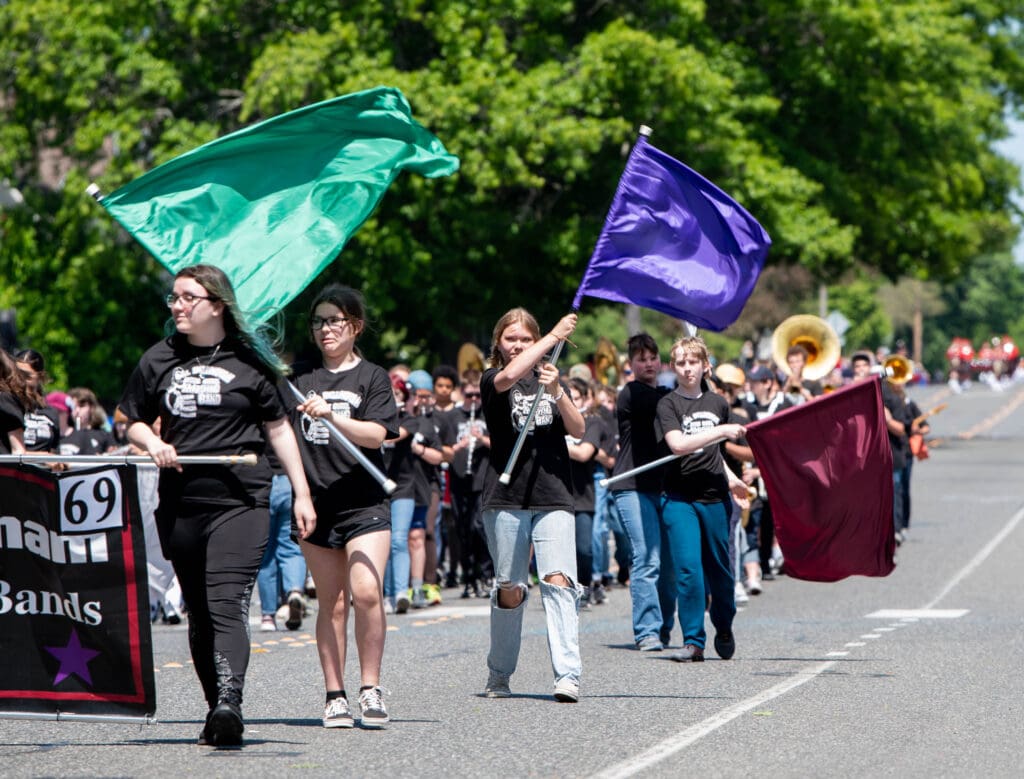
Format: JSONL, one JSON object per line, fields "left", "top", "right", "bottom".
{"left": 205, "top": 689, "right": 244, "bottom": 747}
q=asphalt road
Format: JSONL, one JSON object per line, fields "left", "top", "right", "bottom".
{"left": 3, "top": 378, "right": 1024, "bottom": 778}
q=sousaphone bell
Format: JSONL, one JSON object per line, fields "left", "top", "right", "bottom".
{"left": 883, "top": 354, "right": 914, "bottom": 384}
{"left": 771, "top": 314, "right": 841, "bottom": 382}
{"left": 457, "top": 342, "right": 485, "bottom": 379}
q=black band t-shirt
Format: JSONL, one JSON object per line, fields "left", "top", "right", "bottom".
{"left": 0, "top": 393, "right": 24, "bottom": 454}
{"left": 567, "top": 414, "right": 603, "bottom": 512}
{"left": 446, "top": 404, "right": 490, "bottom": 491}
{"left": 288, "top": 359, "right": 399, "bottom": 515}
{"left": 23, "top": 406, "right": 60, "bottom": 452}
{"left": 611, "top": 381, "right": 670, "bottom": 493}
{"left": 119, "top": 334, "right": 285, "bottom": 510}
{"left": 480, "top": 368, "right": 573, "bottom": 511}
{"left": 654, "top": 390, "right": 731, "bottom": 504}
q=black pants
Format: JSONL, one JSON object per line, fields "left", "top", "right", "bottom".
{"left": 449, "top": 480, "right": 493, "bottom": 582}
{"left": 159, "top": 503, "right": 269, "bottom": 709}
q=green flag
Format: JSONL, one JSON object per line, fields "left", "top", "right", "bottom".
{"left": 98, "top": 86, "right": 459, "bottom": 320}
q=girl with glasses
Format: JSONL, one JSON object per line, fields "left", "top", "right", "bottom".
{"left": 119, "top": 264, "right": 316, "bottom": 747}
{"left": 288, "top": 283, "right": 399, "bottom": 729}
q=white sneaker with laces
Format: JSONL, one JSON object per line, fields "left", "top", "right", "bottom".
{"left": 553, "top": 677, "right": 579, "bottom": 703}
{"left": 358, "top": 686, "right": 389, "bottom": 727}
{"left": 745, "top": 577, "right": 763, "bottom": 596}
{"left": 323, "top": 696, "right": 354, "bottom": 728}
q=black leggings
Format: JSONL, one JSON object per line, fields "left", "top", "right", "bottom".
{"left": 450, "top": 482, "right": 493, "bottom": 582}
{"left": 160, "top": 503, "right": 269, "bottom": 709}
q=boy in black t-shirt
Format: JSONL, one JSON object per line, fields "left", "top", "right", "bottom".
{"left": 655, "top": 336, "right": 750, "bottom": 663}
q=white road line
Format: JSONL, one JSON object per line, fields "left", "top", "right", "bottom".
{"left": 826, "top": 651, "right": 849, "bottom": 657}
{"left": 593, "top": 500, "right": 1024, "bottom": 777}
{"left": 590, "top": 661, "right": 836, "bottom": 779}
{"left": 923, "top": 502, "right": 1024, "bottom": 610}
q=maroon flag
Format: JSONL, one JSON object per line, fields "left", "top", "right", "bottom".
{"left": 745, "top": 378, "right": 896, "bottom": 582}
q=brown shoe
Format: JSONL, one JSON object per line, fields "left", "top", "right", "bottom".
{"left": 671, "top": 644, "right": 705, "bottom": 663}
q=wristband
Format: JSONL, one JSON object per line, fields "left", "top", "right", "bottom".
{"left": 554, "top": 388, "right": 565, "bottom": 401}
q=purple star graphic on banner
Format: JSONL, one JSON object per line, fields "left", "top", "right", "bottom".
{"left": 45, "top": 629, "right": 101, "bottom": 686}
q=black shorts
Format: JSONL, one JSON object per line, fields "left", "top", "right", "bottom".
{"left": 295, "top": 501, "right": 391, "bottom": 549}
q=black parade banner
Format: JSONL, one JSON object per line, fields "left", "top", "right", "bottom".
{"left": 0, "top": 464, "right": 155, "bottom": 719}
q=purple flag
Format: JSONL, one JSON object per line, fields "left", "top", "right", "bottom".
{"left": 573, "top": 134, "right": 770, "bottom": 331}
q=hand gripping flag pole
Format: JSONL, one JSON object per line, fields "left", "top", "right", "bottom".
{"left": 497, "top": 333, "right": 570, "bottom": 486}
{"left": 285, "top": 380, "right": 398, "bottom": 495}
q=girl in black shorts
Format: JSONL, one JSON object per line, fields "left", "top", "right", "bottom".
{"left": 119, "top": 264, "right": 315, "bottom": 747}
{"left": 289, "top": 284, "right": 399, "bottom": 729}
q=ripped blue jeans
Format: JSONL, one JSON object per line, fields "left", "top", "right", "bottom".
{"left": 483, "top": 508, "right": 581, "bottom": 685}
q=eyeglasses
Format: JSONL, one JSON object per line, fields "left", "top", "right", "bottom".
{"left": 310, "top": 316, "right": 350, "bottom": 331}
{"left": 166, "top": 292, "right": 216, "bottom": 307}
{"left": 463, "top": 392, "right": 481, "bottom": 398}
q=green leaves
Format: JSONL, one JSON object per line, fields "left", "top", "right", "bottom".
{"left": 2, "top": 0, "right": 1022, "bottom": 394}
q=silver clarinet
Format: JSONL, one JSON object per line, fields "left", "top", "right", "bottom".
{"left": 465, "top": 402, "right": 477, "bottom": 476}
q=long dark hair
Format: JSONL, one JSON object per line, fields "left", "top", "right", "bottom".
{"left": 173, "top": 264, "right": 288, "bottom": 376}
{"left": 1, "top": 350, "right": 38, "bottom": 411}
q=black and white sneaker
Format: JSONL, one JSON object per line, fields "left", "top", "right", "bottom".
{"left": 323, "top": 697, "right": 355, "bottom": 728}
{"left": 285, "top": 590, "right": 304, "bottom": 631}
{"left": 358, "top": 686, "right": 389, "bottom": 728}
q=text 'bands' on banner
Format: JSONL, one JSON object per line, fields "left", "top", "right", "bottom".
{"left": 0, "top": 464, "right": 155, "bottom": 718}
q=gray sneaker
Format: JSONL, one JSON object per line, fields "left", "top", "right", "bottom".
{"left": 553, "top": 677, "right": 579, "bottom": 703}
{"left": 358, "top": 686, "right": 389, "bottom": 728}
{"left": 637, "top": 635, "right": 664, "bottom": 652}
{"left": 395, "top": 592, "right": 411, "bottom": 614}
{"left": 484, "top": 671, "right": 511, "bottom": 698}
{"left": 322, "top": 697, "right": 354, "bottom": 728}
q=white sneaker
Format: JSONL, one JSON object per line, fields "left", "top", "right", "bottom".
{"left": 745, "top": 577, "right": 763, "bottom": 596}
{"left": 323, "top": 697, "right": 354, "bottom": 728}
{"left": 259, "top": 615, "right": 276, "bottom": 632}
{"left": 553, "top": 677, "right": 579, "bottom": 703}
{"left": 734, "top": 581, "right": 750, "bottom": 604}
{"left": 383, "top": 599, "right": 395, "bottom": 615}
{"left": 358, "top": 686, "right": 389, "bottom": 727}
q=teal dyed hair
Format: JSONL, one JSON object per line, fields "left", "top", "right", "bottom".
{"left": 172, "top": 264, "right": 289, "bottom": 376}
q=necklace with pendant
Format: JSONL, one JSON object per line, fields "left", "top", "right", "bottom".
{"left": 193, "top": 342, "right": 222, "bottom": 377}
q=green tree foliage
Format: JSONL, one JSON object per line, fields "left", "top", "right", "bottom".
{"left": 1, "top": 1, "right": 1022, "bottom": 399}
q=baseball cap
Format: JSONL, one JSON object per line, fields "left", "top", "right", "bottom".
{"left": 747, "top": 365, "right": 774, "bottom": 383}
{"left": 406, "top": 369, "right": 434, "bottom": 392}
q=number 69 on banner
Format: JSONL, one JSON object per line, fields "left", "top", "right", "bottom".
{"left": 58, "top": 469, "right": 125, "bottom": 534}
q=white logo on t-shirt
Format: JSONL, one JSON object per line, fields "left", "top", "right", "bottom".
{"left": 165, "top": 364, "right": 237, "bottom": 419}
{"left": 302, "top": 389, "right": 363, "bottom": 446}
{"left": 510, "top": 389, "right": 554, "bottom": 433}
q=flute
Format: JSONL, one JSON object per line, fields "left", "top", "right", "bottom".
{"left": 465, "top": 402, "right": 477, "bottom": 476}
